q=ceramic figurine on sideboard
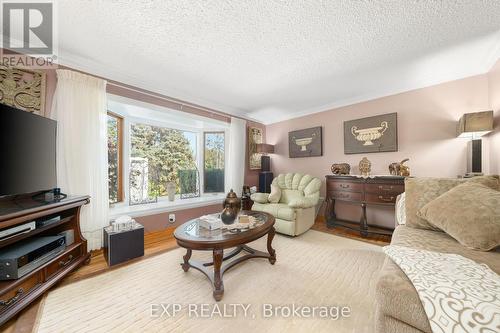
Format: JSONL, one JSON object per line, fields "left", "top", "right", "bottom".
{"left": 331, "top": 163, "right": 351, "bottom": 175}
{"left": 359, "top": 157, "right": 371, "bottom": 176}
{"left": 389, "top": 158, "right": 410, "bottom": 176}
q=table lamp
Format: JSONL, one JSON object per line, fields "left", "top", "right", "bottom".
{"left": 457, "top": 110, "right": 493, "bottom": 175}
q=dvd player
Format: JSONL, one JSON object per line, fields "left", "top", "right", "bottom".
{"left": 0, "top": 235, "right": 66, "bottom": 280}
{"left": 0, "top": 221, "right": 36, "bottom": 241}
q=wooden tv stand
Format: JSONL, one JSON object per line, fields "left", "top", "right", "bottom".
{"left": 0, "top": 195, "right": 90, "bottom": 326}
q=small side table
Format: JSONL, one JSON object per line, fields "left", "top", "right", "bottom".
{"left": 103, "top": 221, "right": 144, "bottom": 266}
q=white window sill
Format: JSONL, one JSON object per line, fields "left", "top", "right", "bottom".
{"left": 109, "top": 194, "right": 225, "bottom": 220}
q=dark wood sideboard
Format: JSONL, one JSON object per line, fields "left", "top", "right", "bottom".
{"left": 0, "top": 195, "right": 90, "bottom": 326}
{"left": 325, "top": 175, "right": 405, "bottom": 237}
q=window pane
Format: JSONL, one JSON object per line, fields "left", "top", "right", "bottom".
{"left": 107, "top": 115, "right": 120, "bottom": 203}
{"left": 204, "top": 132, "right": 225, "bottom": 193}
{"left": 130, "top": 123, "right": 197, "bottom": 201}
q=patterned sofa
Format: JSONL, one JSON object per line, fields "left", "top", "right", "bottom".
{"left": 375, "top": 176, "right": 500, "bottom": 333}
{"left": 250, "top": 173, "right": 321, "bottom": 236}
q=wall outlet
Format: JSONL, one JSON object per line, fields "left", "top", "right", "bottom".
{"left": 168, "top": 214, "right": 176, "bottom": 223}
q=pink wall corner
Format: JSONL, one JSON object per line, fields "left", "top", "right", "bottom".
{"left": 265, "top": 74, "right": 491, "bottom": 228}
{"left": 487, "top": 59, "right": 500, "bottom": 175}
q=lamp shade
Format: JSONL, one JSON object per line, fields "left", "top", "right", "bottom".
{"left": 457, "top": 111, "right": 493, "bottom": 138}
{"left": 256, "top": 143, "right": 275, "bottom": 154}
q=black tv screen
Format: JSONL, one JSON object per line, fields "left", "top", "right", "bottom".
{"left": 0, "top": 104, "right": 57, "bottom": 197}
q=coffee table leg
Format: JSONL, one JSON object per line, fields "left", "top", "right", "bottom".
{"left": 267, "top": 227, "right": 276, "bottom": 264}
{"left": 213, "top": 248, "right": 224, "bottom": 301}
{"left": 182, "top": 249, "right": 192, "bottom": 272}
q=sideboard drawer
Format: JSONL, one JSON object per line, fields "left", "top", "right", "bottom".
{"left": 329, "top": 181, "right": 363, "bottom": 193}
{"left": 365, "top": 193, "right": 397, "bottom": 204}
{"left": 0, "top": 273, "right": 41, "bottom": 311}
{"left": 330, "top": 191, "right": 363, "bottom": 202}
{"left": 365, "top": 184, "right": 404, "bottom": 194}
{"left": 45, "top": 245, "right": 82, "bottom": 280}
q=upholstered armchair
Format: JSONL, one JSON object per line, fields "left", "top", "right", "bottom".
{"left": 251, "top": 173, "right": 321, "bottom": 236}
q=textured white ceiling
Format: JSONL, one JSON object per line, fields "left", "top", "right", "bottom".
{"left": 58, "top": 0, "right": 500, "bottom": 124}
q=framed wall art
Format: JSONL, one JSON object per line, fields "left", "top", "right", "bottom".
{"left": 0, "top": 65, "right": 46, "bottom": 115}
{"left": 344, "top": 112, "right": 398, "bottom": 154}
{"left": 288, "top": 126, "right": 322, "bottom": 158}
{"left": 248, "top": 126, "right": 263, "bottom": 169}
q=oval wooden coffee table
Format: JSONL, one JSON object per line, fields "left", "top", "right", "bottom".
{"left": 174, "top": 211, "right": 276, "bottom": 301}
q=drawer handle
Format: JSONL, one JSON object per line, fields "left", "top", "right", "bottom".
{"left": 0, "top": 288, "right": 24, "bottom": 307}
{"left": 337, "top": 193, "right": 350, "bottom": 199}
{"left": 59, "top": 255, "right": 74, "bottom": 267}
{"left": 378, "top": 195, "right": 394, "bottom": 202}
{"left": 378, "top": 185, "right": 394, "bottom": 190}
{"left": 339, "top": 184, "right": 350, "bottom": 189}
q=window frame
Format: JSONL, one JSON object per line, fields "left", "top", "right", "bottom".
{"left": 107, "top": 111, "right": 124, "bottom": 204}
{"left": 203, "top": 131, "right": 226, "bottom": 194}
{"left": 128, "top": 120, "right": 199, "bottom": 198}
{"left": 107, "top": 95, "right": 230, "bottom": 209}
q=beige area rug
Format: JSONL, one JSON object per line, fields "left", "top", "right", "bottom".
{"left": 35, "top": 230, "right": 385, "bottom": 333}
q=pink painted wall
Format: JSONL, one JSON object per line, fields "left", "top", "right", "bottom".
{"left": 266, "top": 74, "right": 492, "bottom": 228}
{"left": 488, "top": 60, "right": 500, "bottom": 174}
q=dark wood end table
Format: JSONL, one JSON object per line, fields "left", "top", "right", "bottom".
{"left": 174, "top": 211, "right": 276, "bottom": 301}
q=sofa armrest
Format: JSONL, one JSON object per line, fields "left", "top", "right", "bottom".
{"left": 288, "top": 197, "right": 316, "bottom": 209}
{"left": 250, "top": 193, "right": 270, "bottom": 204}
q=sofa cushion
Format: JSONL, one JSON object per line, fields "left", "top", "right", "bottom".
{"left": 251, "top": 202, "right": 296, "bottom": 221}
{"left": 404, "top": 176, "right": 499, "bottom": 231}
{"left": 376, "top": 226, "right": 500, "bottom": 332}
{"left": 268, "top": 184, "right": 281, "bottom": 203}
{"left": 418, "top": 182, "right": 500, "bottom": 251}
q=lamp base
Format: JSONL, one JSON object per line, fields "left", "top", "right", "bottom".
{"left": 261, "top": 155, "right": 271, "bottom": 172}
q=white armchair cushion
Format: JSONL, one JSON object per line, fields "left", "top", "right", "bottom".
{"left": 252, "top": 202, "right": 296, "bottom": 221}
{"left": 268, "top": 184, "right": 281, "bottom": 203}
{"left": 251, "top": 192, "right": 269, "bottom": 204}
{"left": 288, "top": 197, "right": 316, "bottom": 209}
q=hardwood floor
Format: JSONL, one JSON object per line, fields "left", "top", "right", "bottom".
{"left": 312, "top": 216, "right": 391, "bottom": 246}
{"left": 2, "top": 216, "right": 389, "bottom": 332}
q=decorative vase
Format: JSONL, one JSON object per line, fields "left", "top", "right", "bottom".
{"left": 221, "top": 204, "right": 237, "bottom": 225}
{"left": 166, "top": 181, "right": 176, "bottom": 202}
{"left": 222, "top": 189, "right": 241, "bottom": 216}
{"left": 359, "top": 157, "right": 371, "bottom": 176}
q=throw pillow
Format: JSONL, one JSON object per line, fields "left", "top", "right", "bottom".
{"left": 405, "top": 176, "right": 499, "bottom": 231}
{"left": 268, "top": 184, "right": 281, "bottom": 203}
{"left": 417, "top": 182, "right": 500, "bottom": 251}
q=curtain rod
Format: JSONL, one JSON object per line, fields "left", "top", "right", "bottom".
{"left": 106, "top": 80, "right": 247, "bottom": 123}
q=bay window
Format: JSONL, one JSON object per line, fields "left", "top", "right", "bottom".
{"left": 107, "top": 96, "right": 228, "bottom": 208}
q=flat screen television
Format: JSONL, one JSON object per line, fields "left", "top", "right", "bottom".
{"left": 0, "top": 104, "right": 57, "bottom": 197}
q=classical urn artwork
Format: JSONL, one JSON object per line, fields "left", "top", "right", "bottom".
{"left": 359, "top": 157, "right": 371, "bottom": 177}
{"left": 288, "top": 126, "right": 323, "bottom": 158}
{"left": 344, "top": 113, "right": 398, "bottom": 154}
{"left": 351, "top": 121, "right": 388, "bottom": 146}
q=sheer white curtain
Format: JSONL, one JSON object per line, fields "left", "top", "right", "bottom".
{"left": 226, "top": 117, "right": 247, "bottom": 194}
{"left": 52, "top": 70, "right": 109, "bottom": 251}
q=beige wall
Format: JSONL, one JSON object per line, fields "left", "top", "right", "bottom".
{"left": 266, "top": 73, "right": 493, "bottom": 228}
{"left": 488, "top": 60, "right": 500, "bottom": 174}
